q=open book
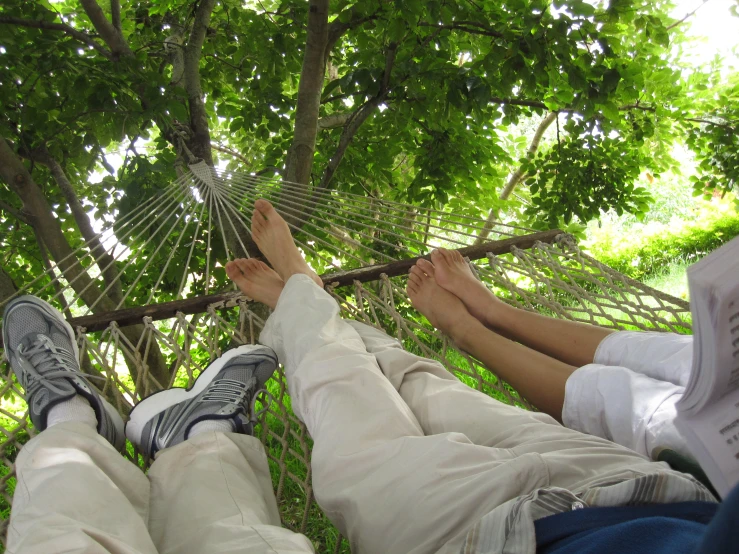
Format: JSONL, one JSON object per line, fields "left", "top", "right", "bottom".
{"left": 676, "top": 235, "right": 739, "bottom": 498}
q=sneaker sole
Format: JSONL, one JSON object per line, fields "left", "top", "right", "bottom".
{"left": 3, "top": 296, "right": 126, "bottom": 451}
{"left": 125, "top": 344, "right": 277, "bottom": 447}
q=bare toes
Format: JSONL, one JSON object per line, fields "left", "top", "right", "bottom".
{"left": 409, "top": 265, "right": 428, "bottom": 281}
{"left": 255, "top": 199, "right": 276, "bottom": 218}
{"left": 416, "top": 258, "right": 435, "bottom": 276}
{"left": 450, "top": 250, "right": 464, "bottom": 264}
{"left": 408, "top": 271, "right": 422, "bottom": 287}
{"left": 225, "top": 261, "right": 241, "bottom": 279}
{"left": 430, "top": 249, "right": 445, "bottom": 266}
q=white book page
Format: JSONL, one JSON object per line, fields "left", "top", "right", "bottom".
{"left": 680, "top": 390, "right": 739, "bottom": 497}
{"left": 678, "top": 251, "right": 739, "bottom": 413}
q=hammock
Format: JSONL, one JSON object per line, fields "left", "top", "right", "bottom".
{"left": 0, "top": 162, "right": 691, "bottom": 551}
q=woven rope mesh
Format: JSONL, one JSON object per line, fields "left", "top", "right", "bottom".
{"left": 0, "top": 237, "right": 691, "bottom": 551}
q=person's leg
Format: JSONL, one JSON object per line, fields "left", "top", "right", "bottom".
{"left": 563, "top": 363, "right": 691, "bottom": 459}
{"left": 147, "top": 432, "right": 314, "bottom": 554}
{"left": 404, "top": 260, "right": 700, "bottom": 456}
{"left": 8, "top": 422, "right": 156, "bottom": 554}
{"left": 2, "top": 296, "right": 155, "bottom": 554}
{"left": 126, "top": 344, "right": 314, "bottom": 554}
{"left": 419, "top": 248, "right": 614, "bottom": 367}
{"left": 592, "top": 330, "right": 693, "bottom": 387}
{"left": 346, "top": 319, "right": 570, "bottom": 445}
{"left": 242, "top": 200, "right": 672, "bottom": 554}
{"left": 408, "top": 264, "right": 576, "bottom": 420}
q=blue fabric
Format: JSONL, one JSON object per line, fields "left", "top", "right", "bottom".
{"left": 696, "top": 482, "right": 739, "bottom": 554}
{"left": 535, "top": 502, "right": 716, "bottom": 553}
{"left": 536, "top": 483, "right": 739, "bottom": 553}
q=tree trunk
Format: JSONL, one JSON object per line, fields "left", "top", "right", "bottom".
{"left": 284, "top": 0, "right": 330, "bottom": 189}
{"left": 0, "top": 137, "right": 171, "bottom": 391}
{"left": 475, "top": 112, "right": 558, "bottom": 244}
{"left": 183, "top": 0, "right": 217, "bottom": 166}
{"left": 33, "top": 147, "right": 123, "bottom": 303}
{"left": 0, "top": 265, "right": 17, "bottom": 304}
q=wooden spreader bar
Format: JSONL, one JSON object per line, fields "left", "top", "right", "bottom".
{"left": 61, "top": 230, "right": 562, "bottom": 333}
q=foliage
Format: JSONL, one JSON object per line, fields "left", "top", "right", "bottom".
{"left": 1, "top": 0, "right": 738, "bottom": 311}
{"left": 585, "top": 199, "right": 739, "bottom": 282}
{"left": 523, "top": 118, "right": 653, "bottom": 227}
{"left": 685, "top": 73, "right": 739, "bottom": 202}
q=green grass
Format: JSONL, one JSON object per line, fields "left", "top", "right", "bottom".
{"left": 642, "top": 261, "right": 690, "bottom": 303}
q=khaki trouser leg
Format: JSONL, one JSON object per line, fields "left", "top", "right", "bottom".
{"left": 260, "top": 276, "right": 581, "bottom": 554}
{"left": 147, "top": 431, "right": 314, "bottom": 554}
{"left": 7, "top": 421, "right": 156, "bottom": 554}
{"left": 348, "top": 321, "right": 672, "bottom": 494}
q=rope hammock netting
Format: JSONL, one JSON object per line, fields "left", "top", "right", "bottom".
{"left": 0, "top": 162, "right": 692, "bottom": 551}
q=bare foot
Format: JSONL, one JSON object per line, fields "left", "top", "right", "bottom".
{"left": 226, "top": 258, "right": 285, "bottom": 309}
{"left": 406, "top": 264, "right": 476, "bottom": 343}
{"left": 250, "top": 199, "right": 323, "bottom": 288}
{"left": 428, "top": 248, "right": 510, "bottom": 329}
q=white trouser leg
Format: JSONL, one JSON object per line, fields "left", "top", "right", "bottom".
{"left": 563, "top": 364, "right": 689, "bottom": 459}
{"left": 7, "top": 421, "right": 156, "bottom": 554}
{"left": 260, "top": 276, "right": 666, "bottom": 554}
{"left": 594, "top": 331, "right": 693, "bottom": 387}
{"left": 147, "top": 431, "right": 314, "bottom": 554}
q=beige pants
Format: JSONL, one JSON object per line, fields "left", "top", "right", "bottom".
{"left": 8, "top": 275, "right": 672, "bottom": 554}
{"left": 7, "top": 423, "right": 314, "bottom": 554}
{"left": 259, "top": 275, "right": 672, "bottom": 554}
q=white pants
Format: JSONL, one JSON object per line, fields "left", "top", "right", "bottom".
{"left": 563, "top": 330, "right": 693, "bottom": 460}
{"left": 7, "top": 423, "right": 314, "bottom": 554}
{"left": 260, "top": 275, "right": 673, "bottom": 554}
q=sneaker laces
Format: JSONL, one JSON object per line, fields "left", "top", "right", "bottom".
{"left": 200, "top": 378, "right": 251, "bottom": 404}
{"left": 17, "top": 336, "right": 81, "bottom": 399}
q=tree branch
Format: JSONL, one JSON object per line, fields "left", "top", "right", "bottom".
{"left": 0, "top": 16, "right": 113, "bottom": 59}
{"left": 475, "top": 112, "right": 558, "bottom": 244}
{"left": 318, "top": 112, "right": 352, "bottom": 129}
{"left": 418, "top": 21, "right": 504, "bottom": 38}
{"left": 29, "top": 146, "right": 123, "bottom": 302}
{"left": 0, "top": 137, "right": 171, "bottom": 388}
{"left": 667, "top": 0, "right": 709, "bottom": 30}
{"left": 33, "top": 226, "right": 75, "bottom": 320}
{"left": 212, "top": 143, "right": 250, "bottom": 165}
{"left": 0, "top": 199, "right": 31, "bottom": 225}
{"left": 317, "top": 43, "right": 398, "bottom": 192}
{"left": 326, "top": 10, "right": 379, "bottom": 55}
{"left": 0, "top": 137, "right": 113, "bottom": 311}
{"left": 0, "top": 265, "right": 18, "bottom": 305}
{"left": 183, "top": 0, "right": 217, "bottom": 165}
{"left": 110, "top": 0, "right": 122, "bottom": 31}
{"left": 79, "top": 0, "right": 133, "bottom": 58}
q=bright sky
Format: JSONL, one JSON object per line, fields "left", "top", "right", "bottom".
{"left": 671, "top": 0, "right": 739, "bottom": 69}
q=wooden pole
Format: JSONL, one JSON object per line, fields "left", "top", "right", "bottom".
{"left": 7, "top": 230, "right": 562, "bottom": 336}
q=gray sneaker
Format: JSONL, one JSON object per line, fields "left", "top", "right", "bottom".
{"left": 126, "top": 344, "right": 278, "bottom": 457}
{"left": 2, "top": 295, "right": 125, "bottom": 451}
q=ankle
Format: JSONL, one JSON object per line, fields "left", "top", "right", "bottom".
{"left": 47, "top": 395, "right": 97, "bottom": 430}
{"left": 449, "top": 314, "right": 484, "bottom": 350}
{"left": 480, "top": 296, "right": 509, "bottom": 330}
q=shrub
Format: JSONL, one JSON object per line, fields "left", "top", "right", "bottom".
{"left": 585, "top": 200, "right": 739, "bottom": 282}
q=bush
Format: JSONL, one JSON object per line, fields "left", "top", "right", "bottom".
{"left": 585, "top": 200, "right": 739, "bottom": 282}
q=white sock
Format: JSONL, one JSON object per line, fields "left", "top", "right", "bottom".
{"left": 47, "top": 395, "right": 97, "bottom": 429}
{"left": 188, "top": 419, "right": 235, "bottom": 438}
